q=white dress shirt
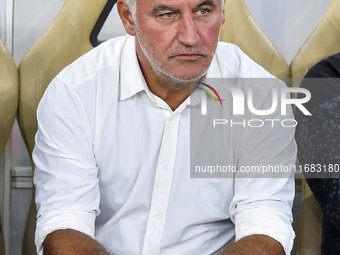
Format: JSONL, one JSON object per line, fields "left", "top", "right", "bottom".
{"left": 33, "top": 35, "right": 296, "bottom": 255}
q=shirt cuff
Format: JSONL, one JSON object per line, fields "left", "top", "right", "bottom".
{"left": 35, "top": 210, "right": 96, "bottom": 255}
{"left": 235, "top": 207, "right": 294, "bottom": 255}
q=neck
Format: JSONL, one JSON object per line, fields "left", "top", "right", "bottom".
{"left": 149, "top": 77, "right": 192, "bottom": 111}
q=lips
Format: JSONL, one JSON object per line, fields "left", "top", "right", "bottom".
{"left": 174, "top": 54, "right": 204, "bottom": 60}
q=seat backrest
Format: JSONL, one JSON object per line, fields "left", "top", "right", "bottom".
{"left": 220, "top": 0, "right": 290, "bottom": 79}
{"left": 290, "top": 0, "right": 340, "bottom": 81}
{"left": 18, "top": 0, "right": 112, "bottom": 254}
{"left": 0, "top": 38, "right": 19, "bottom": 255}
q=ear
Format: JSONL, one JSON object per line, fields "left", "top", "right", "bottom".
{"left": 117, "top": 0, "right": 136, "bottom": 36}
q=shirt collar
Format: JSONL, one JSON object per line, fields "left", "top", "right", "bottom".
{"left": 119, "top": 36, "right": 226, "bottom": 106}
{"left": 119, "top": 36, "right": 171, "bottom": 108}
{"left": 119, "top": 35, "right": 148, "bottom": 101}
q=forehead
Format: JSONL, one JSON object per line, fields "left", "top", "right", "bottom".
{"left": 136, "top": 0, "right": 220, "bottom": 10}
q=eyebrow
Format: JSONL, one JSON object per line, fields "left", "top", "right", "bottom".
{"left": 151, "top": 5, "right": 178, "bottom": 15}
{"left": 196, "top": 0, "right": 218, "bottom": 8}
{"left": 151, "top": 0, "right": 218, "bottom": 15}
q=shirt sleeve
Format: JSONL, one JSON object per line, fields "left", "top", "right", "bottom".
{"left": 229, "top": 80, "right": 296, "bottom": 255}
{"left": 33, "top": 77, "right": 100, "bottom": 255}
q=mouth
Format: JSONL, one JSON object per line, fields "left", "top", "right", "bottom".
{"left": 172, "top": 54, "right": 205, "bottom": 61}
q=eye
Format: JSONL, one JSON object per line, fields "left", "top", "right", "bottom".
{"left": 162, "top": 12, "right": 176, "bottom": 18}
{"left": 198, "top": 9, "right": 208, "bottom": 15}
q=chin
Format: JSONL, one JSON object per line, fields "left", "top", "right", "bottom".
{"left": 172, "top": 68, "right": 208, "bottom": 80}
{"left": 165, "top": 72, "right": 207, "bottom": 83}
{"left": 175, "top": 70, "right": 208, "bottom": 81}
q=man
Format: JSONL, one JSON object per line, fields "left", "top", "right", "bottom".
{"left": 296, "top": 53, "right": 340, "bottom": 255}
{"left": 33, "top": 0, "right": 296, "bottom": 254}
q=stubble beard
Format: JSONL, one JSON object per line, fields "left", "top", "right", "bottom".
{"left": 135, "top": 24, "right": 213, "bottom": 86}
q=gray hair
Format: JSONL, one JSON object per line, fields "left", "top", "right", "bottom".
{"left": 124, "top": 0, "right": 137, "bottom": 21}
{"left": 124, "top": 0, "right": 225, "bottom": 22}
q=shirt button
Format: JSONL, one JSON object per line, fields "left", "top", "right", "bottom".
{"left": 154, "top": 213, "right": 161, "bottom": 220}
{"left": 162, "top": 165, "right": 168, "bottom": 172}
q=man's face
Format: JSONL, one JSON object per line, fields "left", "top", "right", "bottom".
{"left": 133, "top": 0, "right": 225, "bottom": 82}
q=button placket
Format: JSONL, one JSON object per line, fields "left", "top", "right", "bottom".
{"left": 142, "top": 113, "right": 181, "bottom": 255}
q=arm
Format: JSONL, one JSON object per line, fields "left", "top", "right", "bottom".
{"left": 221, "top": 235, "right": 284, "bottom": 255}
{"left": 229, "top": 79, "right": 296, "bottom": 255}
{"left": 43, "top": 229, "right": 109, "bottom": 255}
{"left": 33, "top": 78, "right": 100, "bottom": 254}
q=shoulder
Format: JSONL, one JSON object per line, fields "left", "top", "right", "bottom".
{"left": 300, "top": 53, "right": 340, "bottom": 107}
{"left": 215, "top": 41, "right": 275, "bottom": 79}
{"left": 305, "top": 53, "right": 340, "bottom": 79}
{"left": 38, "top": 36, "right": 130, "bottom": 132}
{"left": 214, "top": 42, "right": 286, "bottom": 98}
{"left": 42, "top": 35, "right": 130, "bottom": 108}
{"left": 54, "top": 35, "right": 129, "bottom": 89}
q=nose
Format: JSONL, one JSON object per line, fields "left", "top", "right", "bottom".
{"left": 177, "top": 14, "right": 199, "bottom": 47}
